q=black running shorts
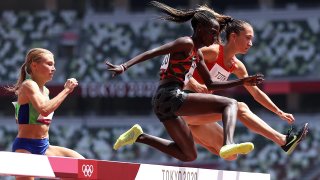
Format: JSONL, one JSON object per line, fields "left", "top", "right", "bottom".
{"left": 152, "top": 82, "right": 187, "bottom": 121}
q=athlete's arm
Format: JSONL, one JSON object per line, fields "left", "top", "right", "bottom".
{"left": 197, "top": 51, "right": 263, "bottom": 91}
{"left": 233, "top": 59, "right": 295, "bottom": 123}
{"left": 184, "top": 45, "right": 219, "bottom": 93}
{"left": 20, "top": 79, "right": 77, "bottom": 116}
{"left": 200, "top": 44, "right": 219, "bottom": 63}
{"left": 106, "top": 37, "right": 194, "bottom": 76}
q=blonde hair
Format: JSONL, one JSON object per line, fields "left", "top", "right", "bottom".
{"left": 5, "top": 48, "right": 53, "bottom": 94}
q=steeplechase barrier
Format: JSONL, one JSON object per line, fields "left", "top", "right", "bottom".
{"left": 0, "top": 151, "right": 270, "bottom": 179}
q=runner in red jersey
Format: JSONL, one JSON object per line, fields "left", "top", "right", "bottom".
{"left": 183, "top": 17, "right": 309, "bottom": 160}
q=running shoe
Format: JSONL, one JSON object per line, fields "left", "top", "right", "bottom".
{"left": 113, "top": 124, "right": 143, "bottom": 150}
{"left": 219, "top": 142, "right": 254, "bottom": 159}
{"left": 281, "top": 123, "right": 309, "bottom": 154}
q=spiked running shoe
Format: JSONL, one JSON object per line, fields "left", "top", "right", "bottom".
{"left": 219, "top": 142, "right": 254, "bottom": 159}
{"left": 113, "top": 124, "right": 143, "bottom": 150}
{"left": 281, "top": 123, "right": 309, "bottom": 155}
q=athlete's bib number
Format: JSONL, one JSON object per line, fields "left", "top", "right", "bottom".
{"left": 184, "top": 57, "right": 197, "bottom": 85}
{"left": 160, "top": 54, "right": 170, "bottom": 70}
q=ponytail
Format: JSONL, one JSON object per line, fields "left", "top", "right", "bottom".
{"left": 5, "top": 63, "right": 27, "bottom": 94}
{"left": 150, "top": 1, "right": 217, "bottom": 30}
{"left": 150, "top": 1, "right": 197, "bottom": 23}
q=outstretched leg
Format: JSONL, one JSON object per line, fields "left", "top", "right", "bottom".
{"left": 237, "top": 102, "right": 287, "bottom": 146}
{"left": 115, "top": 117, "right": 198, "bottom": 162}
{"left": 184, "top": 101, "right": 308, "bottom": 155}
{"left": 138, "top": 117, "right": 197, "bottom": 161}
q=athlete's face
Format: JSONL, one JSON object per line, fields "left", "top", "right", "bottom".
{"left": 32, "top": 54, "right": 56, "bottom": 82}
{"left": 199, "top": 20, "right": 220, "bottom": 47}
{"left": 235, "top": 24, "right": 254, "bottom": 54}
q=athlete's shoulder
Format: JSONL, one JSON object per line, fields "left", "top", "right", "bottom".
{"left": 21, "top": 79, "right": 38, "bottom": 90}
{"left": 233, "top": 56, "right": 245, "bottom": 68}
{"left": 44, "top": 86, "right": 50, "bottom": 95}
{"left": 232, "top": 56, "right": 248, "bottom": 76}
{"left": 172, "top": 36, "right": 194, "bottom": 50}
{"left": 175, "top": 36, "right": 193, "bottom": 44}
{"left": 201, "top": 44, "right": 219, "bottom": 52}
{"left": 201, "top": 44, "right": 219, "bottom": 63}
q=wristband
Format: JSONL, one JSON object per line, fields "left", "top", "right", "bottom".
{"left": 120, "top": 65, "right": 125, "bottom": 72}
{"left": 121, "top": 64, "right": 128, "bottom": 71}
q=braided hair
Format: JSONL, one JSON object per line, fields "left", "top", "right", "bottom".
{"left": 150, "top": 1, "right": 218, "bottom": 31}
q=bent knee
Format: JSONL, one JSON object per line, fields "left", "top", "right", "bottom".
{"left": 237, "top": 102, "right": 250, "bottom": 113}
{"left": 230, "top": 99, "right": 238, "bottom": 106}
{"left": 182, "top": 152, "right": 197, "bottom": 162}
{"left": 179, "top": 147, "right": 197, "bottom": 162}
{"left": 227, "top": 99, "right": 238, "bottom": 109}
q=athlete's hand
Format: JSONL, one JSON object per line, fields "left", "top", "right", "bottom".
{"left": 194, "top": 84, "right": 211, "bottom": 93}
{"left": 242, "top": 73, "right": 264, "bottom": 86}
{"left": 186, "top": 77, "right": 211, "bottom": 93}
{"left": 277, "top": 110, "right": 295, "bottom": 124}
{"left": 64, "top": 78, "right": 78, "bottom": 93}
{"left": 105, "top": 60, "right": 126, "bottom": 77}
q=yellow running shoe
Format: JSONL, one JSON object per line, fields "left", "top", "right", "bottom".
{"left": 113, "top": 124, "right": 143, "bottom": 150}
{"left": 219, "top": 142, "right": 254, "bottom": 159}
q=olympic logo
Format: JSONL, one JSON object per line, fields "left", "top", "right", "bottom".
{"left": 82, "top": 164, "right": 94, "bottom": 177}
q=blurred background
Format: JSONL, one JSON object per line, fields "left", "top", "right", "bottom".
{"left": 0, "top": 0, "right": 320, "bottom": 179}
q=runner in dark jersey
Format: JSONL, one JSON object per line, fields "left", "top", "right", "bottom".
{"left": 106, "top": 1, "right": 264, "bottom": 161}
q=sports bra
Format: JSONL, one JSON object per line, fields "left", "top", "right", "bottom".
{"left": 159, "top": 48, "right": 199, "bottom": 86}
{"left": 193, "top": 45, "right": 236, "bottom": 84}
{"left": 13, "top": 102, "right": 53, "bottom": 125}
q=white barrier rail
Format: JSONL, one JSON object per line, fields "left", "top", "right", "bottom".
{"left": 0, "top": 151, "right": 270, "bottom": 180}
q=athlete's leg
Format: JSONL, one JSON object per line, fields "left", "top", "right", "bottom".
{"left": 14, "top": 149, "right": 34, "bottom": 180}
{"left": 190, "top": 123, "right": 238, "bottom": 161}
{"left": 182, "top": 113, "right": 222, "bottom": 126}
{"left": 184, "top": 113, "right": 238, "bottom": 161}
{"left": 15, "top": 175, "right": 34, "bottom": 180}
{"left": 136, "top": 116, "right": 197, "bottom": 161}
{"left": 176, "top": 93, "right": 238, "bottom": 145}
{"left": 45, "top": 145, "right": 85, "bottom": 159}
{"left": 190, "top": 123, "right": 222, "bottom": 155}
{"left": 14, "top": 149, "right": 31, "bottom": 154}
{"left": 176, "top": 93, "right": 253, "bottom": 159}
{"left": 184, "top": 101, "right": 286, "bottom": 147}
{"left": 237, "top": 102, "right": 286, "bottom": 146}
{"left": 116, "top": 93, "right": 250, "bottom": 161}
{"left": 182, "top": 113, "right": 222, "bottom": 155}
{"left": 237, "top": 102, "right": 309, "bottom": 154}
{"left": 45, "top": 146, "right": 84, "bottom": 180}
{"left": 186, "top": 101, "right": 306, "bottom": 154}
{"left": 138, "top": 93, "right": 244, "bottom": 161}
